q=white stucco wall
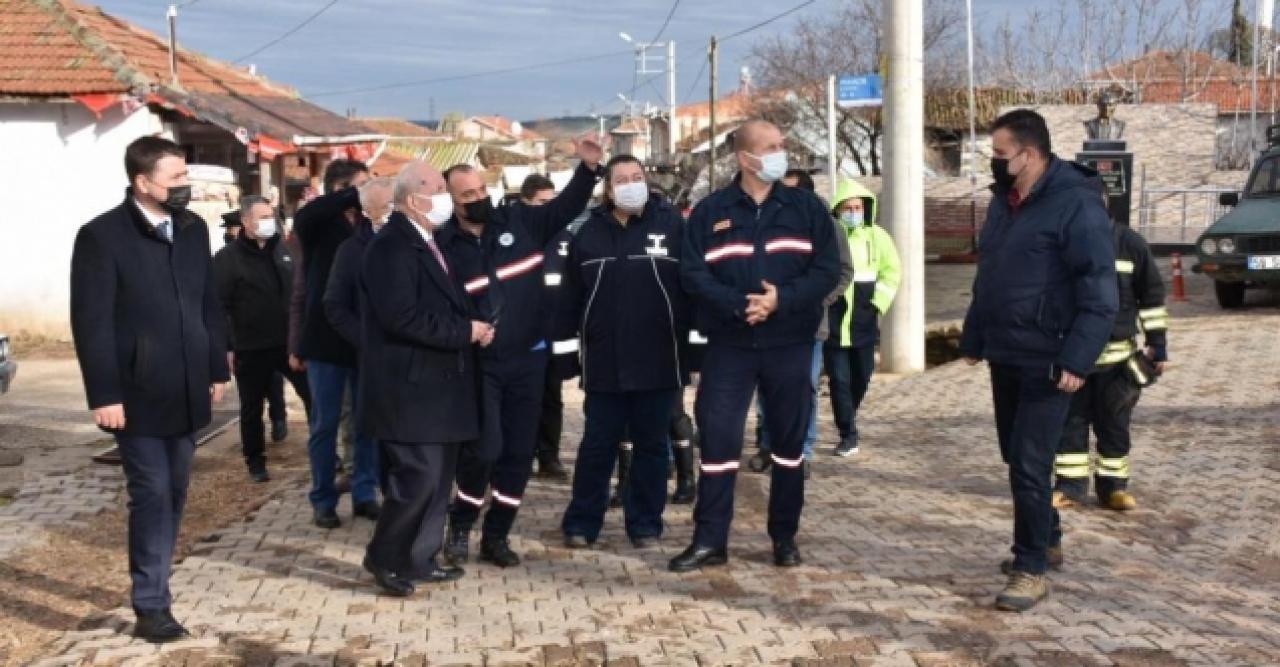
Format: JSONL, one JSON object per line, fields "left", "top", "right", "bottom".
{"left": 0, "top": 101, "right": 164, "bottom": 337}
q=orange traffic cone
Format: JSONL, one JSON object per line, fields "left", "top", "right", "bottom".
{"left": 1170, "top": 253, "right": 1188, "bottom": 302}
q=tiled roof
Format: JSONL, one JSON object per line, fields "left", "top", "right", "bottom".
{"left": 1085, "top": 50, "right": 1249, "bottom": 84}
{"left": 1083, "top": 51, "right": 1279, "bottom": 114}
{"left": 469, "top": 115, "right": 545, "bottom": 142}
{"left": 0, "top": 0, "right": 376, "bottom": 144}
{"left": 676, "top": 89, "right": 755, "bottom": 119}
{"left": 358, "top": 117, "right": 440, "bottom": 138}
{"left": 478, "top": 144, "right": 537, "bottom": 166}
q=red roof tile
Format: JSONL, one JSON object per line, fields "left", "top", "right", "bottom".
{"left": 0, "top": 0, "right": 122, "bottom": 94}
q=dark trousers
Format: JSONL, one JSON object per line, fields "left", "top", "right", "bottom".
{"left": 117, "top": 433, "right": 195, "bottom": 613}
{"left": 451, "top": 348, "right": 547, "bottom": 540}
{"left": 268, "top": 372, "right": 286, "bottom": 422}
{"left": 233, "top": 347, "right": 311, "bottom": 464}
{"left": 989, "top": 363, "right": 1073, "bottom": 575}
{"left": 693, "top": 343, "right": 812, "bottom": 548}
{"left": 367, "top": 441, "right": 460, "bottom": 576}
{"left": 825, "top": 344, "right": 876, "bottom": 440}
{"left": 535, "top": 363, "right": 564, "bottom": 462}
{"left": 1057, "top": 364, "right": 1140, "bottom": 499}
{"left": 562, "top": 388, "right": 678, "bottom": 541}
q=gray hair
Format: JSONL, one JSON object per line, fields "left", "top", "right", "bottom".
{"left": 239, "top": 194, "right": 271, "bottom": 214}
{"left": 359, "top": 176, "right": 394, "bottom": 209}
{"left": 394, "top": 161, "right": 429, "bottom": 205}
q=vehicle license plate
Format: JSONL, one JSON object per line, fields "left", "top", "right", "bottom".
{"left": 1248, "top": 255, "right": 1280, "bottom": 270}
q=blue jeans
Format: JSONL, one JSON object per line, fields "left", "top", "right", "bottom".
{"left": 306, "top": 360, "right": 378, "bottom": 511}
{"left": 756, "top": 340, "right": 822, "bottom": 460}
{"left": 825, "top": 344, "right": 877, "bottom": 441}
{"left": 563, "top": 389, "right": 677, "bottom": 542}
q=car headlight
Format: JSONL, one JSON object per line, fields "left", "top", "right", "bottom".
{"left": 1200, "top": 238, "right": 1218, "bottom": 255}
{"left": 1218, "top": 237, "right": 1237, "bottom": 254}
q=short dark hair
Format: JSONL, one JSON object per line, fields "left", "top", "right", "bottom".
{"left": 603, "top": 154, "right": 645, "bottom": 205}
{"left": 125, "top": 136, "right": 185, "bottom": 180}
{"left": 991, "top": 109, "right": 1052, "bottom": 157}
{"left": 520, "top": 174, "right": 555, "bottom": 200}
{"left": 784, "top": 169, "right": 815, "bottom": 192}
{"left": 323, "top": 159, "right": 369, "bottom": 193}
{"left": 443, "top": 163, "right": 477, "bottom": 186}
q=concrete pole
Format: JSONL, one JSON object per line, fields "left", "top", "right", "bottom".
{"left": 827, "top": 75, "right": 838, "bottom": 204}
{"left": 880, "top": 0, "right": 926, "bottom": 374}
{"left": 668, "top": 41, "right": 678, "bottom": 163}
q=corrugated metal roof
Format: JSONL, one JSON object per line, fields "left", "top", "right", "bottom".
{"left": 425, "top": 141, "right": 480, "bottom": 172}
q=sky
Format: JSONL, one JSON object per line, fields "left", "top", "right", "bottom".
{"left": 99, "top": 0, "right": 1051, "bottom": 122}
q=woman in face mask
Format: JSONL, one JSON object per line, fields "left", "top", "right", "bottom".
{"left": 559, "top": 155, "right": 693, "bottom": 550}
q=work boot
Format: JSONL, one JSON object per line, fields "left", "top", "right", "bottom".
{"left": 479, "top": 537, "right": 521, "bottom": 567}
{"left": 610, "top": 444, "right": 633, "bottom": 509}
{"left": 1103, "top": 490, "right": 1137, "bottom": 511}
{"left": 671, "top": 443, "right": 696, "bottom": 504}
{"left": 444, "top": 524, "right": 471, "bottom": 565}
{"left": 1001, "top": 545, "right": 1064, "bottom": 575}
{"left": 995, "top": 571, "right": 1049, "bottom": 612}
{"left": 1052, "top": 490, "right": 1079, "bottom": 509}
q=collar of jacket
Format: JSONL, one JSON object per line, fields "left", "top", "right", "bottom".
{"left": 354, "top": 217, "right": 376, "bottom": 241}
{"left": 440, "top": 205, "right": 512, "bottom": 245}
{"left": 589, "top": 194, "right": 670, "bottom": 227}
{"left": 123, "top": 187, "right": 191, "bottom": 241}
{"left": 990, "top": 155, "right": 1101, "bottom": 207}
{"left": 385, "top": 211, "right": 431, "bottom": 248}
{"left": 235, "top": 232, "right": 279, "bottom": 255}
{"left": 726, "top": 172, "right": 799, "bottom": 209}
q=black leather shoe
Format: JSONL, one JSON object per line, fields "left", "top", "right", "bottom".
{"left": 362, "top": 556, "right": 415, "bottom": 597}
{"left": 668, "top": 544, "right": 728, "bottom": 572}
{"left": 335, "top": 474, "right": 352, "bottom": 495}
{"left": 479, "top": 537, "right": 521, "bottom": 567}
{"left": 444, "top": 525, "right": 470, "bottom": 565}
{"left": 313, "top": 509, "right": 340, "bottom": 529}
{"left": 415, "top": 563, "right": 466, "bottom": 583}
{"left": 271, "top": 419, "right": 288, "bottom": 443}
{"left": 247, "top": 461, "right": 270, "bottom": 483}
{"left": 773, "top": 540, "right": 802, "bottom": 567}
{"left": 630, "top": 535, "right": 659, "bottom": 549}
{"left": 353, "top": 501, "right": 380, "bottom": 520}
{"left": 133, "top": 609, "right": 190, "bottom": 643}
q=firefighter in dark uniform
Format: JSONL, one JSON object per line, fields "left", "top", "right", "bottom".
{"left": 438, "top": 138, "right": 603, "bottom": 567}
{"left": 671, "top": 120, "right": 840, "bottom": 572}
{"left": 1054, "top": 222, "right": 1169, "bottom": 511}
{"left": 559, "top": 154, "right": 690, "bottom": 548}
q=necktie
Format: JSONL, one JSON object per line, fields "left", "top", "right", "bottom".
{"left": 158, "top": 220, "right": 172, "bottom": 243}
{"left": 426, "top": 237, "right": 449, "bottom": 274}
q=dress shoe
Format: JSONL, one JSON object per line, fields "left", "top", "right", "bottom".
{"left": 353, "top": 500, "right": 380, "bottom": 520}
{"left": 313, "top": 509, "right": 341, "bottom": 529}
{"left": 133, "top": 609, "right": 190, "bottom": 643}
{"left": 773, "top": 540, "right": 803, "bottom": 567}
{"left": 668, "top": 543, "right": 728, "bottom": 572}
{"left": 444, "top": 525, "right": 471, "bottom": 564}
{"left": 563, "top": 534, "right": 593, "bottom": 549}
{"left": 414, "top": 562, "right": 466, "bottom": 584}
{"left": 537, "top": 458, "right": 569, "bottom": 480}
{"left": 630, "top": 535, "right": 659, "bottom": 549}
{"left": 247, "top": 461, "right": 270, "bottom": 483}
{"left": 271, "top": 419, "right": 288, "bottom": 443}
{"left": 362, "top": 556, "right": 415, "bottom": 597}
{"left": 1001, "top": 545, "right": 1064, "bottom": 575}
{"left": 479, "top": 537, "right": 521, "bottom": 567}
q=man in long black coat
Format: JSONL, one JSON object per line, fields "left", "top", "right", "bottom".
{"left": 70, "top": 136, "right": 230, "bottom": 642}
{"left": 359, "top": 161, "right": 494, "bottom": 596}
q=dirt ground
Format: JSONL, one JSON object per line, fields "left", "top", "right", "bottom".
{"left": 0, "top": 423, "right": 311, "bottom": 667}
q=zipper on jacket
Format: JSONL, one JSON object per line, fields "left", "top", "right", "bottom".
{"left": 580, "top": 263, "right": 607, "bottom": 389}
{"left": 649, "top": 256, "right": 683, "bottom": 386}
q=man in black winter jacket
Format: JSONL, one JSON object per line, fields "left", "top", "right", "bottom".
{"left": 324, "top": 177, "right": 395, "bottom": 349}
{"left": 71, "top": 136, "right": 230, "bottom": 642}
{"left": 438, "top": 138, "right": 602, "bottom": 568}
{"left": 960, "top": 109, "right": 1118, "bottom": 612}
{"left": 214, "top": 196, "right": 312, "bottom": 483}
{"left": 293, "top": 160, "right": 379, "bottom": 529}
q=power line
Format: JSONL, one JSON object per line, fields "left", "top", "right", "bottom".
{"left": 176, "top": 0, "right": 203, "bottom": 8}
{"left": 721, "top": 0, "right": 817, "bottom": 42}
{"left": 233, "top": 0, "right": 341, "bottom": 64}
{"left": 650, "top": 0, "right": 681, "bottom": 43}
{"left": 683, "top": 58, "right": 709, "bottom": 102}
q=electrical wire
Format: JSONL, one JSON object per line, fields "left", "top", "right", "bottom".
{"left": 650, "top": 0, "right": 681, "bottom": 44}
{"left": 233, "top": 0, "right": 341, "bottom": 64}
{"left": 720, "top": 0, "right": 817, "bottom": 42}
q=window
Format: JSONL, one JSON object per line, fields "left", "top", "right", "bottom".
{"left": 1246, "top": 156, "right": 1280, "bottom": 196}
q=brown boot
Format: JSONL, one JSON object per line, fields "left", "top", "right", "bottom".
{"left": 995, "top": 571, "right": 1049, "bottom": 612}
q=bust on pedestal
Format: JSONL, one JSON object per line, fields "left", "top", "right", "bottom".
{"left": 1078, "top": 89, "right": 1134, "bottom": 226}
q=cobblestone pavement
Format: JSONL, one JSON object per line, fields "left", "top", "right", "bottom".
{"left": 32, "top": 272, "right": 1280, "bottom": 666}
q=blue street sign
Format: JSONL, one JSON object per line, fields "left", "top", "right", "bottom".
{"left": 837, "top": 74, "right": 883, "bottom": 108}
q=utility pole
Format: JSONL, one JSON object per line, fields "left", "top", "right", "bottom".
{"left": 667, "top": 41, "right": 678, "bottom": 164}
{"left": 166, "top": 5, "right": 179, "bottom": 87}
{"left": 827, "top": 75, "right": 837, "bottom": 204}
{"left": 881, "top": 0, "right": 925, "bottom": 374}
{"left": 708, "top": 36, "right": 719, "bottom": 194}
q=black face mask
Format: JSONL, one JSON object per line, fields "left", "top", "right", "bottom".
{"left": 990, "top": 154, "right": 1019, "bottom": 191}
{"left": 160, "top": 184, "right": 192, "bottom": 212}
{"left": 223, "top": 232, "right": 236, "bottom": 245}
{"left": 463, "top": 198, "right": 495, "bottom": 226}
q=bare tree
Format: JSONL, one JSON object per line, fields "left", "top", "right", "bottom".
{"left": 746, "top": 0, "right": 964, "bottom": 176}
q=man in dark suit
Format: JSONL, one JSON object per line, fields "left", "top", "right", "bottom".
{"left": 70, "top": 136, "right": 230, "bottom": 642}
{"left": 359, "top": 161, "right": 494, "bottom": 596}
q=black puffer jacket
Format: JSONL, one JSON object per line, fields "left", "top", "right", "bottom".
{"left": 213, "top": 234, "right": 296, "bottom": 352}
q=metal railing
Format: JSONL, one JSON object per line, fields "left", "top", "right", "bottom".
{"left": 1135, "top": 186, "right": 1237, "bottom": 245}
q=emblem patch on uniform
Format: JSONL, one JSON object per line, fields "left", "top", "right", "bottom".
{"left": 557, "top": 240, "right": 569, "bottom": 257}
{"left": 713, "top": 219, "right": 732, "bottom": 233}
{"left": 646, "top": 234, "right": 668, "bottom": 256}
{"left": 499, "top": 232, "right": 515, "bottom": 247}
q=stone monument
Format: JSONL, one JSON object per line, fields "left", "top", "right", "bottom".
{"left": 1078, "top": 89, "right": 1135, "bottom": 226}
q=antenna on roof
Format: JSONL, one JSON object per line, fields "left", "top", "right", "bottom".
{"left": 166, "top": 5, "right": 179, "bottom": 88}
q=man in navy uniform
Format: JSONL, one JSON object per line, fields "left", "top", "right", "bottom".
{"left": 71, "top": 136, "right": 230, "bottom": 641}
{"left": 672, "top": 120, "right": 839, "bottom": 571}
{"left": 438, "top": 138, "right": 603, "bottom": 568}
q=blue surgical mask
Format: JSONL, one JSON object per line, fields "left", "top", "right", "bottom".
{"left": 750, "top": 151, "right": 788, "bottom": 183}
{"left": 840, "top": 211, "right": 864, "bottom": 228}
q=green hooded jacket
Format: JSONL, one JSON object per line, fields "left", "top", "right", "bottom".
{"left": 830, "top": 180, "right": 902, "bottom": 348}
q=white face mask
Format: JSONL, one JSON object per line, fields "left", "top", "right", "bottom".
{"left": 424, "top": 193, "right": 454, "bottom": 227}
{"left": 613, "top": 181, "right": 649, "bottom": 212}
{"left": 749, "top": 150, "right": 788, "bottom": 183}
{"left": 255, "top": 218, "right": 278, "bottom": 238}
{"left": 840, "top": 211, "right": 864, "bottom": 228}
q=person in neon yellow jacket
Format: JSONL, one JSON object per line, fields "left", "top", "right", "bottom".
{"left": 825, "top": 179, "right": 901, "bottom": 456}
